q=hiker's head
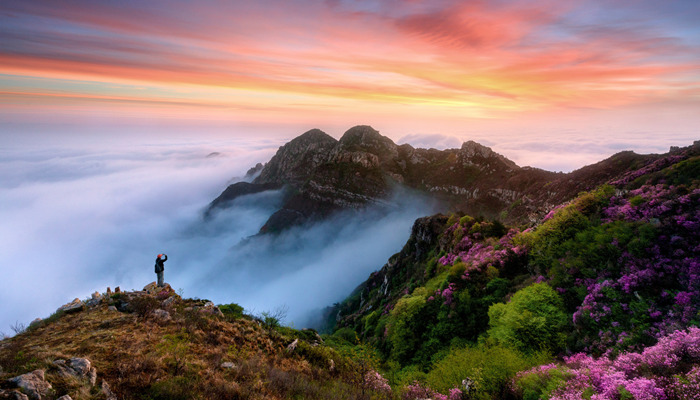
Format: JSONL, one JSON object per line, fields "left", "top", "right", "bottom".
{"left": 157, "top": 254, "right": 163, "bottom": 259}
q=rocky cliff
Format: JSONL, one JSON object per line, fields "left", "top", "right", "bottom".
{"left": 207, "top": 125, "right": 661, "bottom": 232}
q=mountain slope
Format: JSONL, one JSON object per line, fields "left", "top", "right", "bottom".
{"left": 321, "top": 142, "right": 700, "bottom": 398}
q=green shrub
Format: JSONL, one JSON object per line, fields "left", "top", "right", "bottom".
{"left": 426, "top": 344, "right": 550, "bottom": 399}
{"left": 388, "top": 294, "right": 427, "bottom": 364}
{"left": 487, "top": 283, "right": 568, "bottom": 354}
{"left": 218, "top": 303, "right": 244, "bottom": 320}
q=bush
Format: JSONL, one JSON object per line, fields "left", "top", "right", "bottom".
{"left": 487, "top": 283, "right": 568, "bottom": 354}
{"left": 218, "top": 303, "right": 244, "bottom": 320}
{"left": 388, "top": 294, "right": 427, "bottom": 364}
{"left": 426, "top": 343, "right": 549, "bottom": 399}
{"left": 130, "top": 296, "right": 161, "bottom": 319}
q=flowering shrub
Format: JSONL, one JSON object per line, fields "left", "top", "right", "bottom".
{"left": 513, "top": 327, "right": 700, "bottom": 399}
{"left": 364, "top": 369, "right": 392, "bottom": 396}
{"left": 402, "top": 381, "right": 463, "bottom": 400}
{"left": 403, "top": 381, "right": 447, "bottom": 400}
{"left": 570, "top": 184, "right": 700, "bottom": 353}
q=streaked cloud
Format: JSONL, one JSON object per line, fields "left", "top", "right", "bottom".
{"left": 1, "top": 0, "right": 698, "bottom": 123}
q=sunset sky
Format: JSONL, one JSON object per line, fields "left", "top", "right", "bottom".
{"left": 1, "top": 0, "right": 699, "bottom": 169}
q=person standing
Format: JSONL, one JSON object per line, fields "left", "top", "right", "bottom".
{"left": 155, "top": 254, "right": 167, "bottom": 287}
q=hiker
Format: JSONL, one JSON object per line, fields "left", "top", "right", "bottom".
{"left": 155, "top": 253, "right": 167, "bottom": 287}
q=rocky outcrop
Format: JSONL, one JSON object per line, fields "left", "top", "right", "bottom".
{"left": 255, "top": 129, "right": 338, "bottom": 185}
{"left": 56, "top": 299, "right": 83, "bottom": 314}
{"left": 0, "top": 390, "right": 29, "bottom": 400}
{"left": 53, "top": 358, "right": 97, "bottom": 386}
{"left": 8, "top": 370, "right": 51, "bottom": 400}
{"left": 206, "top": 182, "right": 283, "bottom": 217}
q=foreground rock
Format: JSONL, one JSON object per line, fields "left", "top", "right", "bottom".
{"left": 8, "top": 370, "right": 51, "bottom": 400}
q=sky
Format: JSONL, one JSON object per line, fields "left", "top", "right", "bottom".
{"left": 1, "top": 0, "right": 699, "bottom": 333}
{"left": 1, "top": 0, "right": 699, "bottom": 169}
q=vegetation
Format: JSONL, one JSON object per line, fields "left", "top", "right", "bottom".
{"left": 328, "top": 148, "right": 700, "bottom": 399}
{"left": 2, "top": 146, "right": 699, "bottom": 399}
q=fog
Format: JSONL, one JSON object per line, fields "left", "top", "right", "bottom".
{"left": 2, "top": 128, "right": 693, "bottom": 336}
{"left": 0, "top": 139, "right": 433, "bottom": 335}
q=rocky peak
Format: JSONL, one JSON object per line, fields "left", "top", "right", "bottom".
{"left": 254, "top": 129, "right": 337, "bottom": 184}
{"left": 458, "top": 140, "right": 518, "bottom": 170}
{"left": 335, "top": 125, "right": 398, "bottom": 163}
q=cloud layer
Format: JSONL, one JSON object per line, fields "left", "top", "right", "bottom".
{"left": 0, "top": 138, "right": 434, "bottom": 334}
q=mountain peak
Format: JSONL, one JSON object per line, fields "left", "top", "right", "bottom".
{"left": 459, "top": 140, "right": 518, "bottom": 170}
{"left": 337, "top": 125, "right": 398, "bottom": 161}
{"left": 254, "top": 128, "right": 337, "bottom": 185}
{"left": 291, "top": 128, "right": 337, "bottom": 146}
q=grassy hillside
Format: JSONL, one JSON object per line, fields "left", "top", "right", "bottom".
{"left": 0, "top": 287, "right": 385, "bottom": 400}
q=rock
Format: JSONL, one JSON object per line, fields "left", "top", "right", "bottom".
{"left": 9, "top": 370, "right": 52, "bottom": 400}
{"left": 107, "top": 306, "right": 118, "bottom": 312}
{"left": 28, "top": 318, "right": 42, "bottom": 328}
{"left": 100, "top": 380, "right": 117, "bottom": 400}
{"left": 152, "top": 309, "right": 171, "bottom": 321}
{"left": 55, "top": 358, "right": 97, "bottom": 386}
{"left": 199, "top": 301, "right": 224, "bottom": 317}
{"left": 57, "top": 396, "right": 72, "bottom": 400}
{"left": 245, "top": 162, "right": 264, "bottom": 178}
{"left": 161, "top": 295, "right": 179, "bottom": 308}
{"left": 57, "top": 298, "right": 84, "bottom": 314}
{"left": 221, "top": 362, "right": 236, "bottom": 369}
{"left": 91, "top": 292, "right": 102, "bottom": 300}
{"left": 143, "top": 282, "right": 174, "bottom": 296}
{"left": 69, "top": 358, "right": 97, "bottom": 386}
{"left": 0, "top": 390, "right": 30, "bottom": 400}
{"left": 106, "top": 287, "right": 112, "bottom": 296}
{"left": 114, "top": 287, "right": 121, "bottom": 294}
{"left": 142, "top": 282, "right": 158, "bottom": 293}
{"left": 286, "top": 339, "right": 299, "bottom": 353}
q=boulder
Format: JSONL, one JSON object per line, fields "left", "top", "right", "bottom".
{"left": 0, "top": 390, "right": 29, "bottom": 400}
{"left": 152, "top": 309, "right": 171, "bottom": 322}
{"left": 57, "top": 298, "right": 84, "bottom": 314}
{"left": 100, "top": 380, "right": 117, "bottom": 400}
{"left": 143, "top": 282, "right": 175, "bottom": 297}
{"left": 286, "top": 339, "right": 299, "bottom": 353}
{"left": 107, "top": 306, "right": 118, "bottom": 312}
{"left": 54, "top": 358, "right": 97, "bottom": 386}
{"left": 57, "top": 396, "right": 72, "bottom": 400}
{"left": 28, "top": 318, "right": 42, "bottom": 328}
{"left": 221, "top": 362, "right": 236, "bottom": 369}
{"left": 161, "top": 295, "right": 180, "bottom": 308}
{"left": 8, "top": 370, "right": 51, "bottom": 400}
{"left": 199, "top": 301, "right": 224, "bottom": 317}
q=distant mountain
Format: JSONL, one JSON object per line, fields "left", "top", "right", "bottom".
{"left": 207, "top": 125, "right": 662, "bottom": 232}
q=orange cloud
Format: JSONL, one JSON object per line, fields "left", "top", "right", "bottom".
{"left": 1, "top": 0, "right": 698, "bottom": 123}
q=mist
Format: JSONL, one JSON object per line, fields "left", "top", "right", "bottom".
{"left": 0, "top": 138, "right": 432, "bottom": 334}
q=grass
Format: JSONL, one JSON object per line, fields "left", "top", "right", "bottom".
{"left": 0, "top": 294, "right": 375, "bottom": 400}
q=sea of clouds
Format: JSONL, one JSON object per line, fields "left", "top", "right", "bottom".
{"left": 0, "top": 137, "right": 433, "bottom": 335}
{"left": 1, "top": 125, "right": 694, "bottom": 336}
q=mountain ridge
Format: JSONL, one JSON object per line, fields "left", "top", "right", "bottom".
{"left": 207, "top": 125, "right": 668, "bottom": 233}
